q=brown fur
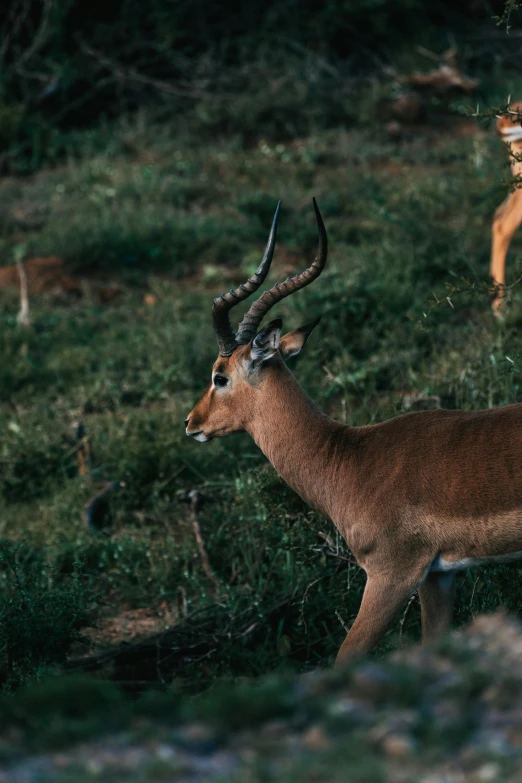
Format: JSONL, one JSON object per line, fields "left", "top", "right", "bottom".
{"left": 187, "top": 338, "right": 522, "bottom": 663}
{"left": 491, "top": 101, "right": 522, "bottom": 312}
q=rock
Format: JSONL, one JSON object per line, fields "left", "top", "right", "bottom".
{"left": 381, "top": 733, "right": 416, "bottom": 757}
{"left": 176, "top": 723, "right": 216, "bottom": 755}
{"left": 52, "top": 754, "right": 70, "bottom": 769}
{"left": 301, "top": 725, "right": 332, "bottom": 752}
{"left": 352, "top": 664, "right": 392, "bottom": 701}
{"left": 478, "top": 763, "right": 501, "bottom": 781}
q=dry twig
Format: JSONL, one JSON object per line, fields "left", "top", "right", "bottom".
{"left": 16, "top": 260, "right": 30, "bottom": 327}
{"left": 180, "top": 490, "right": 220, "bottom": 596}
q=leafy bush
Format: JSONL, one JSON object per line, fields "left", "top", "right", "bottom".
{"left": 0, "top": 541, "right": 95, "bottom": 689}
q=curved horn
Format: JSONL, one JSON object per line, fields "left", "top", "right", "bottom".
{"left": 235, "top": 198, "right": 327, "bottom": 345}
{"left": 212, "top": 201, "right": 281, "bottom": 356}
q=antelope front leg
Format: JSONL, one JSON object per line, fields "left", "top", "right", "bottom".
{"left": 335, "top": 573, "right": 419, "bottom": 665}
{"left": 418, "top": 571, "right": 455, "bottom": 644}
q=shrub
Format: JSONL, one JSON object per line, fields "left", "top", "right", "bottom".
{"left": 0, "top": 541, "right": 96, "bottom": 690}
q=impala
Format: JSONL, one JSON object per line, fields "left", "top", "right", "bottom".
{"left": 491, "top": 100, "right": 522, "bottom": 312}
{"left": 186, "top": 200, "right": 522, "bottom": 664}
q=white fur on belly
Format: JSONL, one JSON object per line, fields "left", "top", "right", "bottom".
{"left": 431, "top": 550, "right": 522, "bottom": 572}
{"left": 501, "top": 126, "right": 522, "bottom": 142}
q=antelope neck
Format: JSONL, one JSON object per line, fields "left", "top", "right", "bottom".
{"left": 246, "top": 365, "right": 351, "bottom": 518}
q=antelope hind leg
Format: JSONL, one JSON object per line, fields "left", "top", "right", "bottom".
{"left": 418, "top": 571, "right": 456, "bottom": 644}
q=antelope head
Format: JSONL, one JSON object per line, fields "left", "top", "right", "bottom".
{"left": 185, "top": 199, "right": 328, "bottom": 442}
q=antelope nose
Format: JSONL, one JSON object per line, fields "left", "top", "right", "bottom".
{"left": 184, "top": 418, "right": 190, "bottom": 427}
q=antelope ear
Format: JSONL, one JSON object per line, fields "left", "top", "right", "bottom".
{"left": 279, "top": 317, "right": 321, "bottom": 361}
{"left": 250, "top": 319, "right": 282, "bottom": 365}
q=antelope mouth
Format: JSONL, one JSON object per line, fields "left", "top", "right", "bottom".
{"left": 186, "top": 428, "right": 211, "bottom": 442}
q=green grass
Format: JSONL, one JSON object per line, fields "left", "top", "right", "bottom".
{"left": 1, "top": 93, "right": 522, "bottom": 692}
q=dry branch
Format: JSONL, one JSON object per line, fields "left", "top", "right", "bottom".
{"left": 179, "top": 489, "right": 221, "bottom": 595}
{"left": 65, "top": 598, "right": 291, "bottom": 686}
{"left": 191, "top": 515, "right": 220, "bottom": 595}
{"left": 78, "top": 39, "right": 213, "bottom": 100}
{"left": 16, "top": 260, "right": 30, "bottom": 327}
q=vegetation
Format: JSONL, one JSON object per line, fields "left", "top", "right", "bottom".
{"left": 1, "top": 0, "right": 522, "bottom": 776}
{"left": 2, "top": 101, "right": 522, "bottom": 689}
{"left": 0, "top": 0, "right": 516, "bottom": 171}
{"left": 2, "top": 614, "right": 522, "bottom": 780}
{"left": 0, "top": 540, "right": 94, "bottom": 690}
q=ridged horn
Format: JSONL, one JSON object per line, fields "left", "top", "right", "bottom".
{"left": 235, "top": 198, "right": 327, "bottom": 345}
{"left": 212, "top": 201, "right": 281, "bottom": 356}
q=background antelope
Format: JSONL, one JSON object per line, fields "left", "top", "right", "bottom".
{"left": 491, "top": 100, "right": 522, "bottom": 312}
{"left": 187, "top": 201, "right": 522, "bottom": 663}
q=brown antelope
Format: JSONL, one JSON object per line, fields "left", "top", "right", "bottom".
{"left": 491, "top": 100, "right": 522, "bottom": 312}
{"left": 186, "top": 200, "right": 522, "bottom": 664}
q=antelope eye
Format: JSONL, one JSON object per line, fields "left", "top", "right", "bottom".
{"left": 214, "top": 374, "right": 228, "bottom": 388}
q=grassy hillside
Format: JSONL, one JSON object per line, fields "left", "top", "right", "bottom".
{"left": 1, "top": 96, "right": 522, "bottom": 693}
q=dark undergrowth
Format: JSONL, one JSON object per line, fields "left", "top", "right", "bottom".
{"left": 2, "top": 91, "right": 522, "bottom": 695}
{"left": 0, "top": 0, "right": 513, "bottom": 173}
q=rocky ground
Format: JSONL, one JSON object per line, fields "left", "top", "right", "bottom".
{"left": 1, "top": 613, "right": 522, "bottom": 782}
